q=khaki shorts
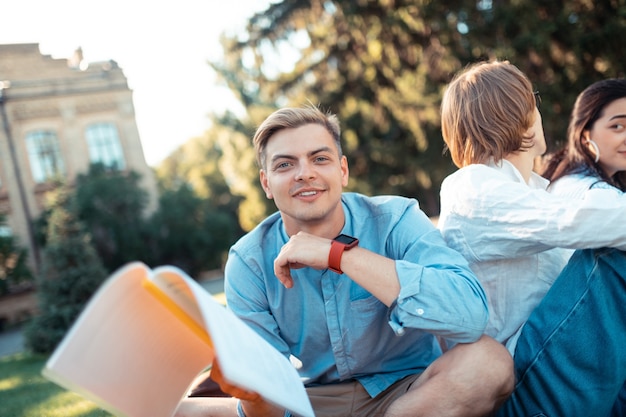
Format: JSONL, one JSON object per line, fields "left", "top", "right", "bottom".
{"left": 306, "top": 373, "right": 421, "bottom": 417}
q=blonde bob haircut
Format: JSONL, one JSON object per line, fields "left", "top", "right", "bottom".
{"left": 253, "top": 105, "right": 342, "bottom": 170}
{"left": 441, "top": 60, "right": 537, "bottom": 168}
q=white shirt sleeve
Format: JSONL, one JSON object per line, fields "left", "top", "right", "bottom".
{"left": 439, "top": 162, "right": 626, "bottom": 263}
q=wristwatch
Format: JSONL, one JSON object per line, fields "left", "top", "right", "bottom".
{"left": 328, "top": 234, "right": 359, "bottom": 274}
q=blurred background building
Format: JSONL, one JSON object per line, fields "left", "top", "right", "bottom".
{"left": 0, "top": 43, "right": 157, "bottom": 274}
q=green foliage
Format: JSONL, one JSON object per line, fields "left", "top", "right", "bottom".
{"left": 0, "top": 215, "right": 33, "bottom": 296}
{"left": 148, "top": 183, "right": 240, "bottom": 276}
{"left": 24, "top": 187, "right": 108, "bottom": 354}
{"left": 156, "top": 123, "right": 266, "bottom": 234}
{"left": 437, "top": 0, "right": 626, "bottom": 151}
{"left": 73, "top": 163, "right": 153, "bottom": 271}
{"left": 206, "top": 0, "right": 626, "bottom": 221}
{"left": 154, "top": 127, "right": 244, "bottom": 268}
{"left": 0, "top": 353, "right": 112, "bottom": 416}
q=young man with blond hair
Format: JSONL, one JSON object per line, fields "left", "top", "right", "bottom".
{"left": 176, "top": 105, "right": 513, "bottom": 417}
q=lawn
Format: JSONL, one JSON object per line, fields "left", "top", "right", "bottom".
{"left": 0, "top": 353, "right": 112, "bottom": 417}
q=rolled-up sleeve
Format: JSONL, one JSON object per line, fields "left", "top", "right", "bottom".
{"left": 381, "top": 203, "right": 488, "bottom": 344}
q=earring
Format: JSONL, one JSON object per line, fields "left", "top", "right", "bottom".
{"left": 585, "top": 138, "right": 600, "bottom": 163}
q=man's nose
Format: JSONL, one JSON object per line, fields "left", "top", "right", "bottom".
{"left": 295, "top": 161, "right": 315, "bottom": 181}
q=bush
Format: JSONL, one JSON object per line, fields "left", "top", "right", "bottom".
{"left": 0, "top": 214, "right": 33, "bottom": 296}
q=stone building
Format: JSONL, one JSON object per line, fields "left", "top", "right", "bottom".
{"left": 0, "top": 43, "right": 158, "bottom": 276}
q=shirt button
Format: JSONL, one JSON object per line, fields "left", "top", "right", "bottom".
{"left": 416, "top": 308, "right": 424, "bottom": 315}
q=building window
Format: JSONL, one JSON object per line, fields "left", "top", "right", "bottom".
{"left": 25, "top": 130, "right": 65, "bottom": 183}
{"left": 85, "top": 123, "right": 126, "bottom": 170}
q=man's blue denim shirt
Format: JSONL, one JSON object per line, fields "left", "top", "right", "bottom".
{"left": 225, "top": 192, "right": 487, "bottom": 398}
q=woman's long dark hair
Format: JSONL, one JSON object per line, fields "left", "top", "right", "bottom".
{"left": 541, "top": 78, "right": 626, "bottom": 191}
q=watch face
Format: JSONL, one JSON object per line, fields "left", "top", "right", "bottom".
{"left": 334, "top": 234, "right": 358, "bottom": 246}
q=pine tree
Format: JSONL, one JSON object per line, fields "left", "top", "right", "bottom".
{"left": 24, "top": 186, "right": 107, "bottom": 354}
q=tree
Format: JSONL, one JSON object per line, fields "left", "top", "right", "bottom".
{"left": 73, "top": 163, "right": 153, "bottom": 272}
{"left": 148, "top": 184, "right": 239, "bottom": 277}
{"left": 438, "top": 0, "right": 626, "bottom": 151}
{"left": 24, "top": 187, "right": 108, "bottom": 353}
{"left": 208, "top": 0, "right": 626, "bottom": 222}
{"left": 153, "top": 128, "right": 244, "bottom": 273}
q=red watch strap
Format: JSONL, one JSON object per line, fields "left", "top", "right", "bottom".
{"left": 328, "top": 240, "right": 346, "bottom": 274}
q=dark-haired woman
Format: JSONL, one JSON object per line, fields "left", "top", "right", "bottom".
{"left": 543, "top": 78, "right": 626, "bottom": 197}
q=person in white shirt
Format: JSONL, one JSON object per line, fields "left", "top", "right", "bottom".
{"left": 437, "top": 60, "right": 626, "bottom": 417}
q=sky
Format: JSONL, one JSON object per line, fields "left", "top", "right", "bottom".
{"left": 1, "top": 0, "right": 272, "bottom": 166}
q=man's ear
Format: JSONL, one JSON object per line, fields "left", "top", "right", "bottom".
{"left": 340, "top": 155, "right": 349, "bottom": 187}
{"left": 260, "top": 169, "right": 273, "bottom": 199}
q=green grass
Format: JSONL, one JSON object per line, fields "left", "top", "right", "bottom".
{"left": 0, "top": 353, "right": 113, "bottom": 417}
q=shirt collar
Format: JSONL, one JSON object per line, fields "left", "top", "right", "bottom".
{"left": 486, "top": 158, "right": 549, "bottom": 190}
